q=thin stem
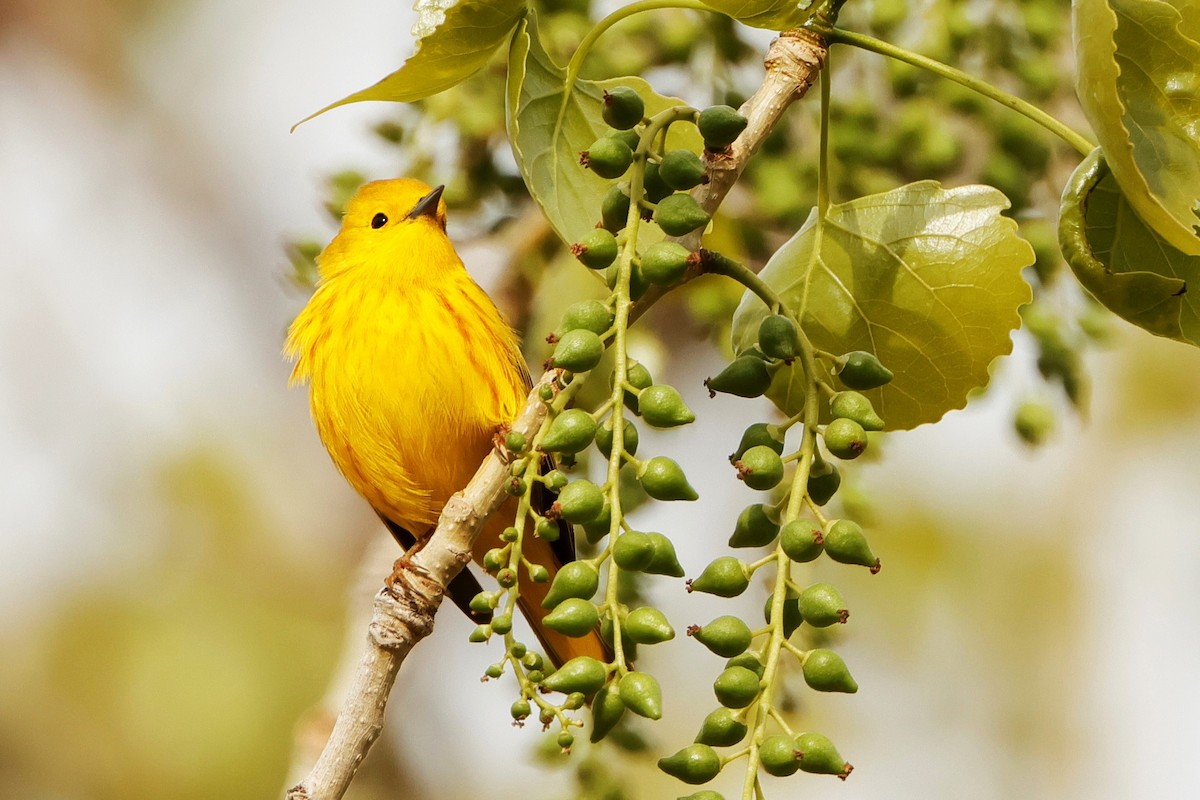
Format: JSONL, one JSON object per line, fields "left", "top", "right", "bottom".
{"left": 824, "top": 27, "right": 1095, "bottom": 157}
{"left": 817, "top": 47, "right": 831, "bottom": 215}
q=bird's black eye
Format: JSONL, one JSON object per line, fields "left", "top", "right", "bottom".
{"left": 370, "top": 213, "right": 388, "bottom": 229}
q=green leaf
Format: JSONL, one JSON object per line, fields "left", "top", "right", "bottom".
{"left": 1074, "top": 0, "right": 1200, "bottom": 255}
{"left": 731, "top": 182, "right": 1033, "bottom": 430}
{"left": 1060, "top": 147, "right": 1194, "bottom": 343}
{"left": 294, "top": 0, "right": 527, "bottom": 129}
{"left": 698, "top": 0, "right": 812, "bottom": 30}
{"left": 506, "top": 13, "right": 703, "bottom": 246}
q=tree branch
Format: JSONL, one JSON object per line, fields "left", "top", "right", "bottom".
{"left": 284, "top": 28, "right": 828, "bottom": 800}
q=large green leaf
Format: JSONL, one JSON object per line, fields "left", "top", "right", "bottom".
{"left": 1074, "top": 0, "right": 1200, "bottom": 256}
{"left": 294, "top": 0, "right": 527, "bottom": 128}
{"left": 731, "top": 183, "right": 1033, "bottom": 430}
{"left": 506, "top": 13, "right": 703, "bottom": 247}
{"left": 698, "top": 0, "right": 812, "bottom": 30}
{"left": 1060, "top": 147, "right": 1196, "bottom": 343}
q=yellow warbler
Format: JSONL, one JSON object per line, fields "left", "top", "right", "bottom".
{"left": 287, "top": 178, "right": 607, "bottom": 667}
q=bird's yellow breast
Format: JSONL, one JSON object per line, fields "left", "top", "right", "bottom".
{"left": 287, "top": 246, "right": 528, "bottom": 534}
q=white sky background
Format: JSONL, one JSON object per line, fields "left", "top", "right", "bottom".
{"left": 1, "top": 2, "right": 1198, "bottom": 798}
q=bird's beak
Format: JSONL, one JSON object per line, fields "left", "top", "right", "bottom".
{"left": 406, "top": 184, "right": 445, "bottom": 221}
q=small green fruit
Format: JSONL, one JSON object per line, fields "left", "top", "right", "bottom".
{"left": 590, "top": 685, "right": 627, "bottom": 742}
{"left": 469, "top": 624, "right": 491, "bottom": 642}
{"left": 698, "top": 105, "right": 748, "bottom": 149}
{"left": 542, "top": 561, "right": 600, "bottom": 609}
{"left": 557, "top": 731, "right": 575, "bottom": 750}
{"left": 552, "top": 329, "right": 604, "bottom": 372}
{"left": 491, "top": 614, "right": 513, "bottom": 634}
{"left": 763, "top": 591, "right": 803, "bottom": 638}
{"left": 510, "top": 699, "right": 531, "bottom": 720}
{"left": 802, "top": 649, "right": 859, "bottom": 693}
{"left": 705, "top": 356, "right": 772, "bottom": 398}
{"left": 504, "top": 431, "right": 527, "bottom": 454}
{"left": 779, "top": 518, "right": 824, "bottom": 563}
{"left": 660, "top": 149, "right": 707, "bottom": 189}
{"left": 644, "top": 532, "right": 686, "bottom": 577}
{"left": 529, "top": 563, "right": 550, "bottom": 582}
{"left": 690, "top": 615, "right": 753, "bottom": 657}
{"left": 580, "top": 499, "right": 613, "bottom": 543}
{"left": 829, "top": 390, "right": 885, "bottom": 431}
{"left": 688, "top": 557, "right": 750, "bottom": 598}
{"left": 757, "top": 314, "right": 800, "bottom": 360}
{"left": 542, "top": 656, "right": 609, "bottom": 696}
{"left": 713, "top": 665, "right": 761, "bottom": 708}
{"left": 613, "top": 531, "right": 655, "bottom": 571}
{"left": 796, "top": 732, "right": 852, "bottom": 778}
{"left": 807, "top": 461, "right": 841, "bottom": 506}
{"left": 555, "top": 480, "right": 606, "bottom": 523}
{"left": 798, "top": 582, "right": 849, "bottom": 627}
{"left": 640, "top": 241, "right": 691, "bottom": 286}
{"left": 572, "top": 228, "right": 619, "bottom": 269}
{"left": 639, "top": 384, "right": 696, "bottom": 427}
{"left": 640, "top": 456, "right": 699, "bottom": 501}
{"left": 736, "top": 445, "right": 785, "bottom": 491}
{"left": 730, "top": 422, "right": 784, "bottom": 462}
{"left": 543, "top": 470, "right": 568, "bottom": 491}
{"left": 602, "top": 86, "right": 645, "bottom": 130}
{"left": 583, "top": 136, "right": 634, "bottom": 179}
{"left": 469, "top": 590, "right": 496, "bottom": 614}
{"left": 726, "top": 652, "right": 765, "bottom": 678}
{"left": 482, "top": 548, "right": 506, "bottom": 572}
{"left": 729, "top": 503, "right": 780, "bottom": 548}
{"left": 695, "top": 707, "right": 748, "bottom": 747}
{"left": 610, "top": 128, "right": 641, "bottom": 151}
{"left": 595, "top": 417, "right": 639, "bottom": 458}
{"left": 541, "top": 409, "right": 598, "bottom": 454}
{"left": 1014, "top": 399, "right": 1054, "bottom": 446}
{"left": 654, "top": 193, "right": 710, "bottom": 236}
{"left": 657, "top": 743, "right": 721, "bottom": 785}
{"left": 522, "top": 651, "right": 544, "bottom": 671}
{"left": 625, "top": 606, "right": 676, "bottom": 644}
{"left": 599, "top": 615, "right": 639, "bottom": 661}
{"left": 824, "top": 417, "right": 868, "bottom": 459}
{"left": 824, "top": 519, "right": 880, "bottom": 572}
{"left": 601, "top": 185, "right": 632, "bottom": 232}
{"left": 838, "top": 350, "right": 894, "bottom": 390}
{"left": 759, "top": 734, "right": 802, "bottom": 777}
{"left": 544, "top": 598, "right": 600, "bottom": 637}
{"left": 618, "top": 671, "right": 663, "bottom": 720}
{"left": 642, "top": 161, "right": 673, "bottom": 202}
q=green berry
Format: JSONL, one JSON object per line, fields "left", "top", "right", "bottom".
{"left": 640, "top": 456, "right": 699, "bottom": 501}
{"left": 644, "top": 532, "right": 686, "bottom": 577}
{"left": 469, "top": 591, "right": 496, "bottom": 614}
{"left": 730, "top": 422, "right": 784, "bottom": 462}
{"left": 798, "top": 582, "right": 849, "bottom": 627}
{"left": 491, "top": 613, "right": 513, "bottom": 634}
{"left": 736, "top": 445, "right": 784, "bottom": 491}
{"left": 572, "top": 228, "right": 619, "bottom": 270}
{"left": 544, "top": 598, "right": 600, "bottom": 637}
{"left": 838, "top": 350, "right": 894, "bottom": 390}
{"left": 559, "top": 298, "right": 614, "bottom": 337}
{"left": 557, "top": 731, "right": 575, "bottom": 750}
{"left": 802, "top": 649, "right": 859, "bottom": 693}
{"left": 563, "top": 692, "right": 585, "bottom": 710}
{"left": 643, "top": 161, "right": 673, "bottom": 202}
{"left": 657, "top": 743, "right": 721, "bottom": 785}
{"left": 759, "top": 734, "right": 802, "bottom": 777}
{"left": 654, "top": 193, "right": 710, "bottom": 236}
{"left": 610, "top": 128, "right": 641, "bottom": 151}
{"left": 796, "top": 731, "right": 852, "bottom": 778}
{"left": 705, "top": 355, "right": 772, "bottom": 398}
{"left": 824, "top": 417, "right": 868, "bottom": 459}
{"left": 541, "top": 409, "right": 598, "bottom": 455}
{"left": 660, "top": 149, "right": 707, "bottom": 189}
{"left": 695, "top": 707, "right": 748, "bottom": 747}
{"left": 807, "top": 461, "right": 841, "bottom": 505}
{"left": 542, "top": 561, "right": 600, "bottom": 609}
{"left": 688, "top": 557, "right": 750, "bottom": 598}
{"left": 618, "top": 671, "right": 663, "bottom": 720}
{"left": 690, "top": 615, "right": 753, "bottom": 657}
{"left": 698, "top": 105, "right": 748, "bottom": 149}
{"left": 552, "top": 329, "right": 604, "bottom": 373}
{"left": 829, "top": 390, "right": 885, "bottom": 431}
{"left": 510, "top": 699, "right": 531, "bottom": 720}
{"left": 639, "top": 384, "right": 696, "bottom": 427}
{"left": 469, "top": 624, "right": 491, "bottom": 642}
{"left": 482, "top": 548, "right": 506, "bottom": 572}
{"left": 713, "top": 665, "right": 761, "bottom": 708}
{"left": 542, "top": 656, "right": 609, "bottom": 696}
{"left": 1014, "top": 399, "right": 1054, "bottom": 446}
{"left": 529, "top": 563, "right": 550, "bottom": 582}
{"left": 590, "top": 685, "right": 627, "bottom": 742}
{"left": 599, "top": 615, "right": 638, "bottom": 661}
{"left": 779, "top": 518, "right": 824, "bottom": 563}
{"left": 583, "top": 136, "right": 634, "bottom": 179}
{"left": 625, "top": 606, "right": 676, "bottom": 644}
{"left": 601, "top": 185, "right": 632, "bottom": 232}
{"left": 580, "top": 499, "right": 613, "bottom": 543}
{"left": 504, "top": 431, "right": 527, "bottom": 454}
{"left": 623, "top": 360, "right": 654, "bottom": 412}
{"left": 613, "top": 531, "right": 655, "bottom": 571}
{"left": 484, "top": 663, "right": 504, "bottom": 679}
{"left": 640, "top": 241, "right": 691, "bottom": 286}
{"left": 555, "top": 480, "right": 606, "bottom": 523}
{"left": 595, "top": 417, "right": 639, "bottom": 459}
{"left": 729, "top": 503, "right": 780, "bottom": 548}
{"left": 606, "top": 258, "right": 651, "bottom": 301}
{"left": 602, "top": 86, "right": 645, "bottom": 130}
{"left": 543, "top": 470, "right": 568, "bottom": 491}
{"left": 757, "top": 314, "right": 800, "bottom": 360}
{"left": 522, "top": 651, "right": 544, "bottom": 671}
{"left": 824, "top": 519, "right": 880, "bottom": 572}
{"left": 763, "top": 591, "right": 803, "bottom": 638}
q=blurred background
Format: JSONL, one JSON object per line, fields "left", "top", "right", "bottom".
{"left": 2, "top": 0, "right": 1198, "bottom": 798}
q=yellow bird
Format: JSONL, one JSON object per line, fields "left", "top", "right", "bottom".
{"left": 286, "top": 178, "right": 607, "bottom": 667}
